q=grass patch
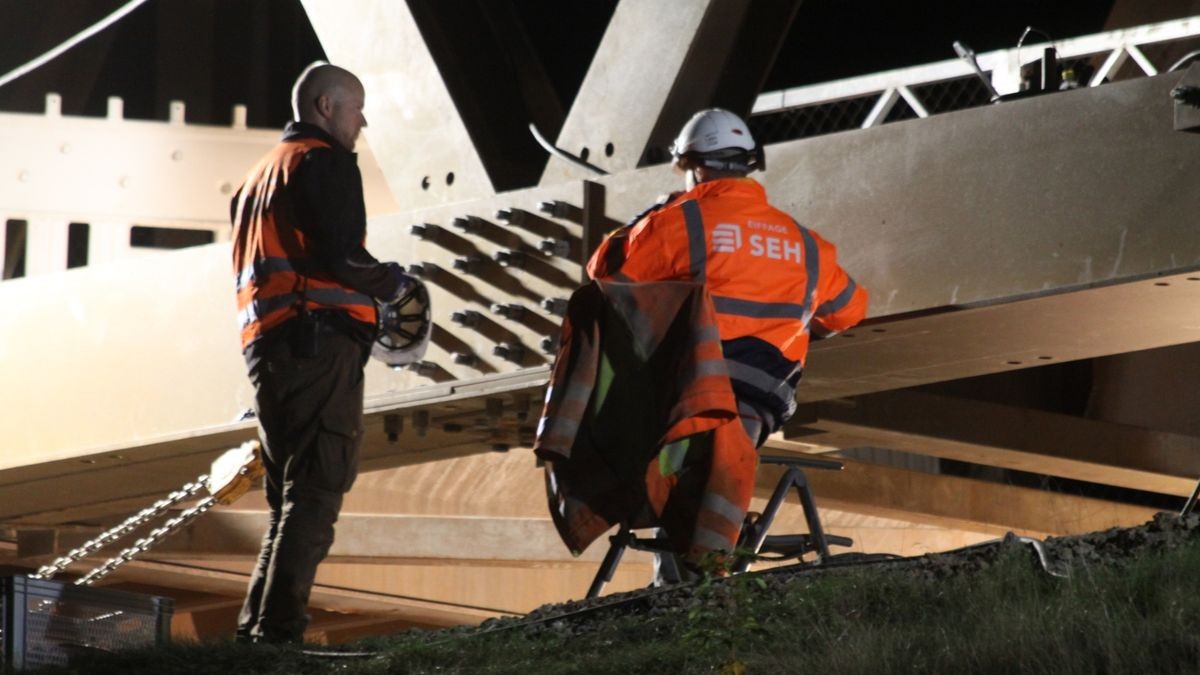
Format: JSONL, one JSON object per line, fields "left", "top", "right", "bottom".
{"left": 31, "top": 538, "right": 1200, "bottom": 674}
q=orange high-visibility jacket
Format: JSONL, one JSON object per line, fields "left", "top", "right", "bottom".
{"left": 231, "top": 135, "right": 377, "bottom": 349}
{"left": 587, "top": 177, "right": 868, "bottom": 366}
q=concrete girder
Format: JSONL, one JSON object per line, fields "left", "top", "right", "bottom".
{"left": 808, "top": 508, "right": 995, "bottom": 557}
{"left": 33, "top": 512, "right": 615, "bottom": 566}
{"left": 94, "top": 559, "right": 510, "bottom": 628}
{"left": 762, "top": 71, "right": 1200, "bottom": 316}
{"left": 6, "top": 266, "right": 1200, "bottom": 526}
{"left": 312, "top": 616, "right": 423, "bottom": 646}
{"left": 2, "top": 69, "right": 1193, "bottom": 458}
{"left": 0, "top": 174, "right": 604, "bottom": 464}
{"left": 299, "top": 0, "right": 494, "bottom": 208}
{"left": 539, "top": 0, "right": 755, "bottom": 184}
{"left": 159, "top": 597, "right": 421, "bottom": 644}
{"left": 94, "top": 555, "right": 654, "bottom": 623}
{"left": 783, "top": 390, "right": 1200, "bottom": 496}
{"left": 398, "top": 0, "right": 568, "bottom": 192}
{"left": 799, "top": 270, "right": 1200, "bottom": 402}
{"left": 0, "top": 107, "right": 398, "bottom": 227}
{"left": 14, "top": 446, "right": 1152, "bottom": 574}
{"left": 4, "top": 67, "right": 1200, "bottom": 533}
{"left": 1087, "top": 342, "right": 1200, "bottom": 438}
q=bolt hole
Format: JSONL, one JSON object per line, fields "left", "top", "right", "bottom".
{"left": 1154, "top": 281, "right": 1169, "bottom": 286}
{"left": 446, "top": 171, "right": 455, "bottom": 186}
{"left": 1038, "top": 355, "right": 1053, "bottom": 360}
{"left": 420, "top": 176, "right": 430, "bottom": 190}
{"left": 871, "top": 328, "right": 886, "bottom": 333}
{"left": 840, "top": 333, "right": 855, "bottom": 338}
{"left": 604, "top": 142, "right": 614, "bottom": 157}
{"left": 1006, "top": 360, "right": 1022, "bottom": 365}
{"left": 579, "top": 147, "right": 590, "bottom": 162}
{"left": 1187, "top": 277, "right": 1200, "bottom": 281}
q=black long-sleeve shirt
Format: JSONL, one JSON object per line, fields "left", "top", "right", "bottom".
{"left": 231, "top": 122, "right": 405, "bottom": 345}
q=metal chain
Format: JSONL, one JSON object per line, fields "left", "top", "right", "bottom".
{"left": 31, "top": 475, "right": 210, "bottom": 581}
{"left": 75, "top": 495, "right": 218, "bottom": 587}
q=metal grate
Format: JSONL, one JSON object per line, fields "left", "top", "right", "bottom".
{"left": 748, "top": 74, "right": 996, "bottom": 144}
{"left": 909, "top": 75, "right": 994, "bottom": 115}
{"left": 882, "top": 97, "right": 920, "bottom": 124}
{"left": 1, "top": 576, "right": 172, "bottom": 670}
{"left": 748, "top": 93, "right": 879, "bottom": 143}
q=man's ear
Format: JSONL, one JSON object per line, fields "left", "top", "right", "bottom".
{"left": 314, "top": 94, "right": 332, "bottom": 119}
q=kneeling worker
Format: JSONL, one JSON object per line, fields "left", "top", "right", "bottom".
{"left": 588, "top": 108, "right": 868, "bottom": 453}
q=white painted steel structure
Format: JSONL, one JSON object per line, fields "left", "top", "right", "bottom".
{"left": 753, "top": 15, "right": 1200, "bottom": 127}
{"left": 0, "top": 95, "right": 397, "bottom": 279}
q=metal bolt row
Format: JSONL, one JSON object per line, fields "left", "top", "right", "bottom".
{"left": 406, "top": 203, "right": 585, "bottom": 376}
{"left": 382, "top": 396, "right": 535, "bottom": 443}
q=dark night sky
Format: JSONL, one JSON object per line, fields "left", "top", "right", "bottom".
{"left": 766, "top": 1, "right": 1116, "bottom": 89}
{"left": 0, "top": 0, "right": 1119, "bottom": 127}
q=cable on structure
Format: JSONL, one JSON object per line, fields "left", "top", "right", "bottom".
{"left": 0, "top": 0, "right": 152, "bottom": 91}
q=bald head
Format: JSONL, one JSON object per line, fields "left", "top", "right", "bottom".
{"left": 291, "top": 62, "right": 367, "bottom": 150}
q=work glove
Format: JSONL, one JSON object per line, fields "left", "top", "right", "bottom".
{"left": 383, "top": 262, "right": 417, "bottom": 303}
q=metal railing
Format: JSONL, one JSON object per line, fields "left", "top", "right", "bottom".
{"left": 751, "top": 16, "right": 1200, "bottom": 144}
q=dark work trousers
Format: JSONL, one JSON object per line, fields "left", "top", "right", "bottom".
{"left": 236, "top": 324, "right": 367, "bottom": 643}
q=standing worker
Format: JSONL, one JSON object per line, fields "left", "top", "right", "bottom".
{"left": 589, "top": 108, "right": 868, "bottom": 450}
{"left": 230, "top": 62, "right": 412, "bottom": 643}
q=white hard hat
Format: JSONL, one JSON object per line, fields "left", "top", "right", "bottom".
{"left": 669, "top": 108, "right": 764, "bottom": 172}
{"left": 372, "top": 279, "right": 432, "bottom": 368}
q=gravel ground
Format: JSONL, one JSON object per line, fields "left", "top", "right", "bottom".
{"left": 445, "top": 512, "right": 1200, "bottom": 643}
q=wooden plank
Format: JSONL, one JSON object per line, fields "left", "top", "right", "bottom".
{"left": 758, "top": 456, "right": 1161, "bottom": 539}
{"left": 784, "top": 390, "right": 1200, "bottom": 496}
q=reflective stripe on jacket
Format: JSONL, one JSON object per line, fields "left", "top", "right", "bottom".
{"left": 587, "top": 178, "right": 868, "bottom": 365}
{"left": 231, "top": 136, "right": 375, "bottom": 349}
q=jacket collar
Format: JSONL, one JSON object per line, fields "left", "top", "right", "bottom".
{"left": 683, "top": 176, "right": 766, "bottom": 202}
{"left": 282, "top": 121, "right": 351, "bottom": 154}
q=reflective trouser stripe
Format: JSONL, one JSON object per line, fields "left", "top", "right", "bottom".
{"left": 693, "top": 526, "right": 734, "bottom": 552}
{"left": 701, "top": 492, "right": 745, "bottom": 528}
